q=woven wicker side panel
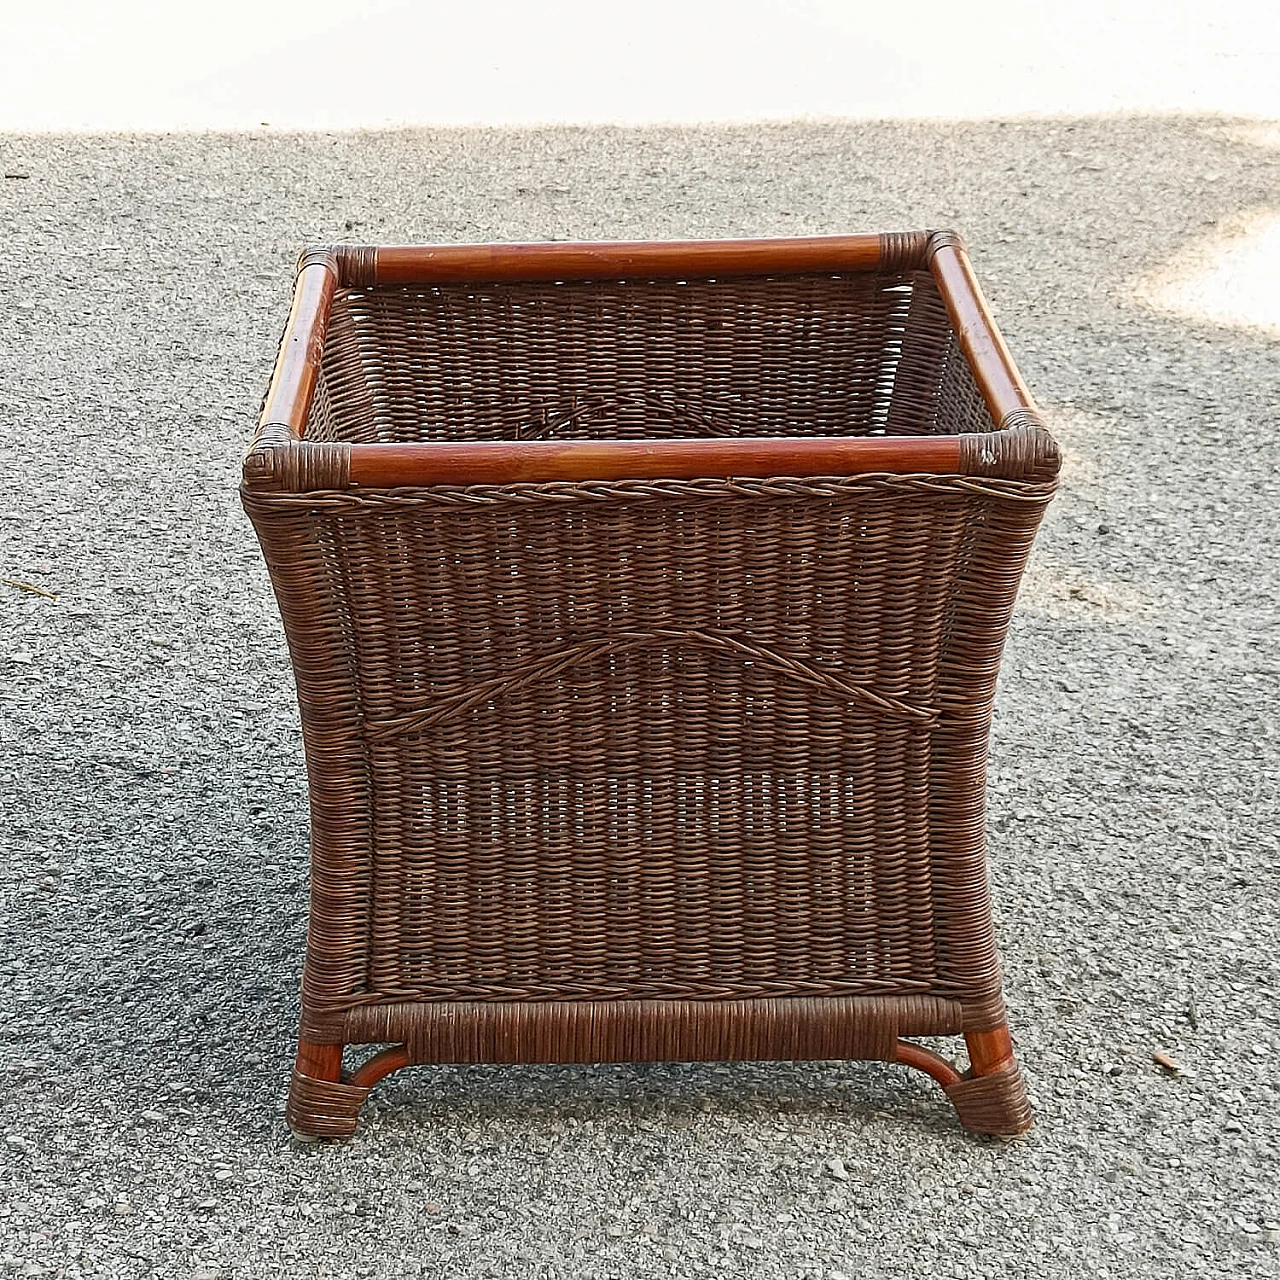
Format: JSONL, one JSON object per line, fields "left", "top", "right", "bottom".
{"left": 245, "top": 476, "right": 1051, "bottom": 1017}
{"left": 934, "top": 331, "right": 1002, "bottom": 436}
{"left": 305, "top": 273, "right": 941, "bottom": 444}
{"left": 882, "top": 271, "right": 965, "bottom": 436}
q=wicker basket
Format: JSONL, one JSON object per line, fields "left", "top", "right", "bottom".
{"left": 242, "top": 232, "right": 1058, "bottom": 1139}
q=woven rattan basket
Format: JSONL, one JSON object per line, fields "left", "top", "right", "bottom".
{"left": 242, "top": 231, "right": 1058, "bottom": 1139}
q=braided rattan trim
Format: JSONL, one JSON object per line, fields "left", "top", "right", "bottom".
{"left": 296, "top": 246, "right": 339, "bottom": 277}
{"left": 295, "top": 244, "right": 378, "bottom": 286}
{"left": 365, "top": 628, "right": 940, "bottom": 741}
{"left": 340, "top": 996, "right": 963, "bottom": 1064}
{"left": 241, "top": 471, "right": 1058, "bottom": 513}
{"left": 944, "top": 1064, "right": 1032, "bottom": 1135}
{"left": 335, "top": 245, "right": 378, "bottom": 287}
{"left": 242, "top": 422, "right": 291, "bottom": 488}
{"left": 999, "top": 408, "right": 1050, "bottom": 435}
{"left": 286, "top": 1071, "right": 371, "bottom": 1138}
{"left": 878, "top": 231, "right": 930, "bottom": 273}
{"left": 304, "top": 983, "right": 953, "bottom": 1025}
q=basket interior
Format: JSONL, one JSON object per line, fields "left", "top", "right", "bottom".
{"left": 305, "top": 270, "right": 996, "bottom": 445}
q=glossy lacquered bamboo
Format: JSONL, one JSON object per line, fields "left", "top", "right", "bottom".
{"left": 895, "top": 1040, "right": 964, "bottom": 1089}
{"left": 366, "top": 234, "right": 886, "bottom": 286}
{"left": 294, "top": 1038, "right": 342, "bottom": 1082}
{"left": 346, "top": 435, "right": 966, "bottom": 487}
{"left": 965, "top": 1024, "right": 1018, "bottom": 1076}
{"left": 259, "top": 262, "right": 334, "bottom": 436}
{"left": 927, "top": 243, "right": 1034, "bottom": 427}
{"left": 348, "top": 1045, "right": 413, "bottom": 1089}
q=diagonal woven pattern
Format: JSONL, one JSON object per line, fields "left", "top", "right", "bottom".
{"left": 361, "top": 627, "right": 944, "bottom": 740}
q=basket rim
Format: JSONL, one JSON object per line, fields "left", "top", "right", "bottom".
{"left": 243, "top": 230, "right": 1058, "bottom": 493}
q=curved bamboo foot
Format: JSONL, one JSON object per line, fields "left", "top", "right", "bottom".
{"left": 894, "top": 1039, "right": 963, "bottom": 1090}
{"left": 895, "top": 1026, "right": 1032, "bottom": 1136}
{"left": 349, "top": 1044, "right": 413, "bottom": 1088}
{"left": 286, "top": 1039, "right": 412, "bottom": 1139}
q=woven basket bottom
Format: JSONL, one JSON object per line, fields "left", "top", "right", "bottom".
{"left": 285, "top": 995, "right": 1031, "bottom": 1139}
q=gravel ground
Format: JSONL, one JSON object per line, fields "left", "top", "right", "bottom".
{"left": 1, "top": 117, "right": 1278, "bottom": 1279}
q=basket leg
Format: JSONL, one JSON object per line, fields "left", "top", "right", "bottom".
{"left": 287, "top": 1039, "right": 415, "bottom": 1139}
{"left": 943, "top": 1024, "right": 1033, "bottom": 1136}
{"left": 287, "top": 1038, "right": 371, "bottom": 1140}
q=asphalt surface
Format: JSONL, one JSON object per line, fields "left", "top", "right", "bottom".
{"left": 1, "top": 117, "right": 1278, "bottom": 1278}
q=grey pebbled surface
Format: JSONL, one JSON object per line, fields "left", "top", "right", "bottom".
{"left": 1, "top": 118, "right": 1278, "bottom": 1278}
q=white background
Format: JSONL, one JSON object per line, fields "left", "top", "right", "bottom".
{"left": 2, "top": 0, "right": 1278, "bottom": 130}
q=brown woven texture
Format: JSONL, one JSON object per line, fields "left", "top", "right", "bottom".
{"left": 243, "top": 249, "right": 1057, "bottom": 1137}
{"left": 286, "top": 1074, "right": 371, "bottom": 1140}
{"left": 946, "top": 1065, "right": 1034, "bottom": 1135}
{"left": 308, "top": 271, "right": 975, "bottom": 443}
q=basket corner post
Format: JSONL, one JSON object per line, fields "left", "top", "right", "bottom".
{"left": 286, "top": 1038, "right": 367, "bottom": 1140}
{"left": 286, "top": 1037, "right": 415, "bottom": 1140}
{"left": 241, "top": 433, "right": 353, "bottom": 494}
{"left": 241, "top": 422, "right": 290, "bottom": 492}
{"left": 924, "top": 228, "right": 968, "bottom": 263}
{"left": 297, "top": 243, "right": 377, "bottom": 288}
{"left": 944, "top": 1023, "right": 1034, "bottom": 1136}
{"left": 960, "top": 408, "right": 1062, "bottom": 485}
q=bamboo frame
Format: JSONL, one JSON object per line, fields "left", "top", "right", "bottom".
{"left": 298, "top": 1031, "right": 1006, "bottom": 1110}
{"left": 246, "top": 231, "right": 1041, "bottom": 492}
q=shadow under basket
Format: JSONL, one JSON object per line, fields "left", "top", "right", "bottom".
{"left": 241, "top": 230, "right": 1058, "bottom": 1139}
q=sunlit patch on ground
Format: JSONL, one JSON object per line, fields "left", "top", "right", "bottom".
{"left": 1037, "top": 405, "right": 1118, "bottom": 486}
{"left": 1018, "top": 557, "right": 1162, "bottom": 621}
{"left": 1012, "top": 405, "right": 1159, "bottom": 619}
{"left": 1213, "top": 122, "right": 1280, "bottom": 152}
{"left": 1133, "top": 209, "right": 1280, "bottom": 337}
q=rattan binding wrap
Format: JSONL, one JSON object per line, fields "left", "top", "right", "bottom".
{"left": 242, "top": 235, "right": 1057, "bottom": 1139}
